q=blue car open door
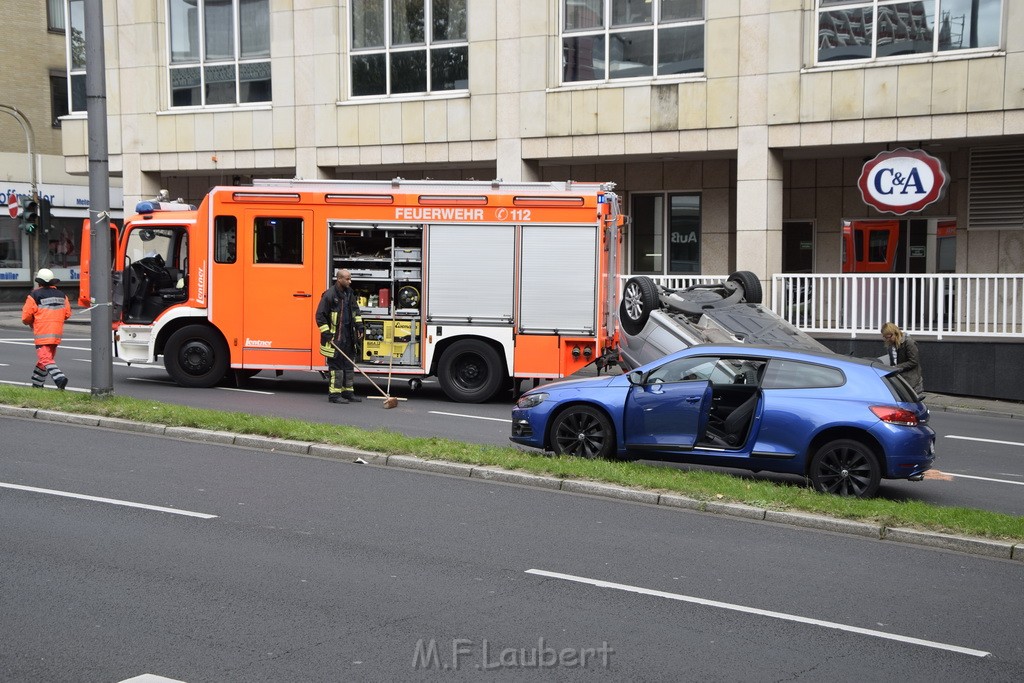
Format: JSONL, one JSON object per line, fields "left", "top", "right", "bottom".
{"left": 622, "top": 379, "right": 712, "bottom": 452}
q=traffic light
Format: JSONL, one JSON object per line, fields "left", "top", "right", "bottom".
{"left": 20, "top": 197, "right": 38, "bottom": 233}
{"left": 39, "top": 198, "right": 51, "bottom": 234}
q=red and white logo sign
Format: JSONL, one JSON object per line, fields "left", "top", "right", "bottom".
{"left": 858, "top": 148, "right": 949, "bottom": 215}
{"left": 7, "top": 194, "right": 19, "bottom": 219}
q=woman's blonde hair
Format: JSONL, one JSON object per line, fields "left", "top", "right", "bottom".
{"left": 881, "top": 321, "right": 904, "bottom": 347}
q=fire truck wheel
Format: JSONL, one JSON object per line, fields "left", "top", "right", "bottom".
{"left": 438, "top": 339, "right": 504, "bottom": 403}
{"left": 164, "top": 325, "right": 230, "bottom": 388}
{"left": 619, "top": 276, "right": 660, "bottom": 336}
{"left": 727, "top": 270, "right": 763, "bottom": 304}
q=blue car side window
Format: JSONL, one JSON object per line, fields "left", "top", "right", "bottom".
{"left": 648, "top": 357, "right": 719, "bottom": 384}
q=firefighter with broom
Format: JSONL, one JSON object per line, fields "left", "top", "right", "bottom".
{"left": 316, "top": 268, "right": 364, "bottom": 404}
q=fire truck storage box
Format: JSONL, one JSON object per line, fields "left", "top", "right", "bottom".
{"left": 391, "top": 247, "right": 421, "bottom": 261}
{"left": 363, "top": 340, "right": 419, "bottom": 361}
{"left": 393, "top": 267, "right": 421, "bottom": 279}
{"left": 348, "top": 267, "right": 390, "bottom": 278}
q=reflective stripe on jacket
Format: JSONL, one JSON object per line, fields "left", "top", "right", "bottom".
{"left": 22, "top": 286, "right": 72, "bottom": 346}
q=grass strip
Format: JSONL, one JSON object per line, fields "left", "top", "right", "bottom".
{"left": 2, "top": 385, "right": 1022, "bottom": 542}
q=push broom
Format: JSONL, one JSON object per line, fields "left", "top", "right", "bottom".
{"left": 331, "top": 341, "right": 400, "bottom": 409}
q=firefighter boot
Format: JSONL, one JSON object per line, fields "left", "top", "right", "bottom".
{"left": 341, "top": 391, "right": 362, "bottom": 403}
{"left": 328, "top": 393, "right": 346, "bottom": 404}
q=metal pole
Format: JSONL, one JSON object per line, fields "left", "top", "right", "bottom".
{"left": 0, "top": 105, "right": 38, "bottom": 274}
{"left": 85, "top": 0, "right": 113, "bottom": 396}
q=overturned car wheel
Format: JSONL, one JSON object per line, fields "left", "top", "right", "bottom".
{"left": 619, "top": 276, "right": 660, "bottom": 335}
{"left": 728, "top": 270, "right": 763, "bottom": 304}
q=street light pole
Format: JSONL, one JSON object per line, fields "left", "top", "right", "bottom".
{"left": 85, "top": 0, "right": 114, "bottom": 396}
{"left": 0, "top": 105, "right": 39, "bottom": 274}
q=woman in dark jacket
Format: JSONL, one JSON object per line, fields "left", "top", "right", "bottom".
{"left": 881, "top": 321, "right": 923, "bottom": 394}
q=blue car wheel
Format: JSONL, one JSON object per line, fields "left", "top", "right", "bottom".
{"left": 551, "top": 406, "right": 615, "bottom": 460}
{"left": 808, "top": 439, "right": 881, "bottom": 498}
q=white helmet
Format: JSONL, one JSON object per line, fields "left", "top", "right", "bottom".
{"left": 34, "top": 268, "right": 60, "bottom": 285}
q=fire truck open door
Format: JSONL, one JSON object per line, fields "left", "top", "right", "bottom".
{"left": 238, "top": 209, "right": 317, "bottom": 368}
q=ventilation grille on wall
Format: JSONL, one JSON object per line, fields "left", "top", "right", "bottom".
{"left": 969, "top": 146, "right": 1024, "bottom": 231}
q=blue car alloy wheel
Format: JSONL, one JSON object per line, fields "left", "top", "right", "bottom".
{"left": 550, "top": 406, "right": 615, "bottom": 460}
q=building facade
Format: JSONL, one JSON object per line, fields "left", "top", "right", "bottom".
{"left": 53, "top": 0, "right": 1022, "bottom": 292}
{"left": 0, "top": 2, "right": 122, "bottom": 300}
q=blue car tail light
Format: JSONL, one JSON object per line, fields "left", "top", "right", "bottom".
{"left": 870, "top": 405, "right": 919, "bottom": 426}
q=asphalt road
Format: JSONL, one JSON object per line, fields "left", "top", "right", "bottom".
{"left": 1, "top": 328, "right": 1023, "bottom": 516}
{"left": 2, "top": 416, "right": 1022, "bottom": 682}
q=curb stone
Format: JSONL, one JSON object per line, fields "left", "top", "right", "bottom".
{"left": 3, "top": 404, "right": 1023, "bottom": 561}
{"left": 163, "top": 426, "right": 237, "bottom": 444}
{"left": 560, "top": 479, "right": 661, "bottom": 505}
{"left": 469, "top": 466, "right": 563, "bottom": 490}
{"left": 308, "top": 444, "right": 387, "bottom": 464}
{"left": 233, "top": 434, "right": 313, "bottom": 454}
{"left": 386, "top": 454, "right": 475, "bottom": 477}
{"left": 764, "top": 510, "right": 882, "bottom": 539}
{"left": 34, "top": 409, "right": 100, "bottom": 427}
{"left": 95, "top": 416, "right": 168, "bottom": 435}
{"left": 703, "top": 500, "right": 766, "bottom": 520}
{"left": 883, "top": 527, "right": 1017, "bottom": 559}
{"left": 0, "top": 405, "right": 38, "bottom": 419}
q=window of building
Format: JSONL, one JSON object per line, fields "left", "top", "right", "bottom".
{"left": 816, "top": 0, "right": 1003, "bottom": 64}
{"left": 630, "top": 192, "right": 701, "bottom": 275}
{"left": 50, "top": 73, "right": 69, "bottom": 127}
{"left": 349, "top": 0, "right": 469, "bottom": 97}
{"left": 66, "top": 0, "right": 86, "bottom": 114}
{"left": 562, "top": 0, "right": 704, "bottom": 83}
{"left": 168, "top": 0, "right": 272, "bottom": 108}
{"left": 48, "top": 0, "right": 65, "bottom": 32}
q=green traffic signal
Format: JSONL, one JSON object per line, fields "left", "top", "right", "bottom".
{"left": 20, "top": 198, "right": 38, "bottom": 233}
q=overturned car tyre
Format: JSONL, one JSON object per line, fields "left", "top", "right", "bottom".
{"left": 619, "top": 276, "right": 660, "bottom": 335}
{"left": 728, "top": 270, "right": 763, "bottom": 304}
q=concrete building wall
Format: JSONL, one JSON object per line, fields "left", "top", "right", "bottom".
{"left": 50, "top": 1, "right": 1023, "bottom": 283}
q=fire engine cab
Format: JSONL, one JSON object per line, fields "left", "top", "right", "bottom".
{"left": 82, "top": 178, "right": 623, "bottom": 403}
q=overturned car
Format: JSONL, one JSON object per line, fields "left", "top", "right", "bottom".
{"left": 617, "top": 271, "right": 829, "bottom": 370}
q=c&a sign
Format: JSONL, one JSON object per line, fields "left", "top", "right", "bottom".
{"left": 858, "top": 148, "right": 949, "bottom": 215}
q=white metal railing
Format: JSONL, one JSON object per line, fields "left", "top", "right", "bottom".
{"left": 625, "top": 273, "right": 1024, "bottom": 340}
{"left": 771, "top": 273, "right": 1024, "bottom": 339}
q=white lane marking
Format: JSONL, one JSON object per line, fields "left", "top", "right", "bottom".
{"left": 0, "top": 379, "right": 90, "bottom": 393}
{"left": 0, "top": 481, "right": 217, "bottom": 519}
{"left": 217, "top": 386, "right": 274, "bottom": 395}
{"left": 946, "top": 434, "right": 1024, "bottom": 449}
{"left": 122, "top": 376, "right": 273, "bottom": 395}
{"left": 945, "top": 472, "right": 1024, "bottom": 486}
{"left": 525, "top": 569, "right": 990, "bottom": 659}
{"left": 429, "top": 410, "right": 512, "bottom": 423}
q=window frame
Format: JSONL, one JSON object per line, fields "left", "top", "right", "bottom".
{"left": 166, "top": 0, "right": 272, "bottom": 109}
{"left": 65, "top": 0, "right": 86, "bottom": 115}
{"left": 815, "top": 0, "right": 1004, "bottom": 66}
{"left": 629, "top": 191, "right": 702, "bottom": 276}
{"left": 560, "top": 0, "right": 706, "bottom": 85}
{"left": 347, "top": 0, "right": 469, "bottom": 100}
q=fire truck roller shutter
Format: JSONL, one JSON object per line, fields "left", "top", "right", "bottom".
{"left": 428, "top": 223, "right": 514, "bottom": 402}
{"left": 519, "top": 224, "right": 598, "bottom": 333}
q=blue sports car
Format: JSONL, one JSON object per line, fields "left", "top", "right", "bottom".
{"left": 511, "top": 344, "right": 935, "bottom": 497}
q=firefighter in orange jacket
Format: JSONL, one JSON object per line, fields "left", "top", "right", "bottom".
{"left": 22, "top": 268, "right": 72, "bottom": 390}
